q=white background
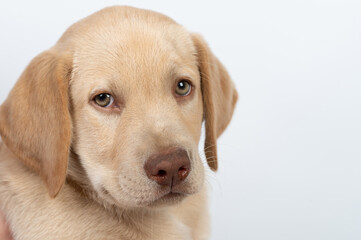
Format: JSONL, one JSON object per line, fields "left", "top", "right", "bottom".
{"left": 1, "top": 0, "right": 361, "bottom": 239}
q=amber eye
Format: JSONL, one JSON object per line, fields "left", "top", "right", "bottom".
{"left": 175, "top": 80, "right": 191, "bottom": 96}
{"left": 94, "top": 93, "right": 114, "bottom": 107}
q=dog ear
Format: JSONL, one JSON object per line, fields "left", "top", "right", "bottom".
{"left": 192, "top": 34, "right": 238, "bottom": 171}
{"left": 0, "top": 50, "right": 72, "bottom": 197}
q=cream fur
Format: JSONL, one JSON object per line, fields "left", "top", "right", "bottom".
{"left": 0, "top": 6, "right": 237, "bottom": 240}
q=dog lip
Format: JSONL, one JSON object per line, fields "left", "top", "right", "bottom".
{"left": 163, "top": 192, "right": 184, "bottom": 199}
{"left": 169, "top": 184, "right": 189, "bottom": 194}
{"left": 158, "top": 192, "right": 186, "bottom": 202}
{"left": 145, "top": 191, "right": 186, "bottom": 207}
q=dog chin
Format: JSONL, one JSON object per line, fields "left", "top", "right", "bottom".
{"left": 145, "top": 192, "right": 187, "bottom": 208}
{"left": 95, "top": 186, "right": 186, "bottom": 210}
{"left": 144, "top": 182, "right": 202, "bottom": 208}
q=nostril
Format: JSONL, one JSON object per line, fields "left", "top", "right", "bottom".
{"left": 157, "top": 170, "right": 167, "bottom": 177}
{"left": 178, "top": 166, "right": 189, "bottom": 180}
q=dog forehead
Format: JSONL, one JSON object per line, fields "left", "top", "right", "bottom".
{"left": 63, "top": 6, "right": 199, "bottom": 103}
{"left": 60, "top": 5, "right": 197, "bottom": 66}
{"left": 71, "top": 23, "right": 198, "bottom": 94}
{"left": 74, "top": 27, "right": 191, "bottom": 72}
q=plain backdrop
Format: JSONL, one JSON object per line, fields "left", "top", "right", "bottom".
{"left": 1, "top": 0, "right": 361, "bottom": 239}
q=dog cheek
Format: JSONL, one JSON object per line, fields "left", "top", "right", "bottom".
{"left": 192, "top": 155, "right": 206, "bottom": 191}
{"left": 86, "top": 164, "right": 106, "bottom": 191}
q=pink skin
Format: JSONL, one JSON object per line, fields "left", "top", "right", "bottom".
{"left": 0, "top": 212, "right": 13, "bottom": 240}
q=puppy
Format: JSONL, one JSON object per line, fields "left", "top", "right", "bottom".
{"left": 0, "top": 6, "right": 237, "bottom": 240}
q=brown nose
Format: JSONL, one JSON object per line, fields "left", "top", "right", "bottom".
{"left": 144, "top": 148, "right": 191, "bottom": 187}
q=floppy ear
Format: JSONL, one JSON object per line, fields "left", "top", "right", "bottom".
{"left": 192, "top": 34, "right": 238, "bottom": 171}
{"left": 0, "top": 50, "right": 72, "bottom": 197}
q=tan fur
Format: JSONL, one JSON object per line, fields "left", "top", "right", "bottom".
{"left": 0, "top": 6, "right": 237, "bottom": 240}
{"left": 192, "top": 35, "right": 238, "bottom": 171}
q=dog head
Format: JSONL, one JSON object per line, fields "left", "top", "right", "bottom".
{"left": 0, "top": 6, "right": 237, "bottom": 208}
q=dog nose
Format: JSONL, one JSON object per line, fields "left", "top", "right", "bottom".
{"left": 144, "top": 148, "right": 190, "bottom": 187}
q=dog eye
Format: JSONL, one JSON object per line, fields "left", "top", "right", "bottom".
{"left": 94, "top": 93, "right": 114, "bottom": 107}
{"left": 175, "top": 80, "right": 191, "bottom": 96}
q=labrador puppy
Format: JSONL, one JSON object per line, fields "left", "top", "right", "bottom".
{"left": 0, "top": 6, "right": 237, "bottom": 240}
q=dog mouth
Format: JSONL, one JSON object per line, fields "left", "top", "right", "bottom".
{"left": 99, "top": 183, "right": 189, "bottom": 208}
{"left": 146, "top": 191, "right": 187, "bottom": 207}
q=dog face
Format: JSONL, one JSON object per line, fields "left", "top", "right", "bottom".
{"left": 70, "top": 15, "right": 205, "bottom": 207}
{"left": 0, "top": 7, "right": 237, "bottom": 208}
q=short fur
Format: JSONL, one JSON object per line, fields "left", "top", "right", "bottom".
{"left": 0, "top": 6, "right": 237, "bottom": 240}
